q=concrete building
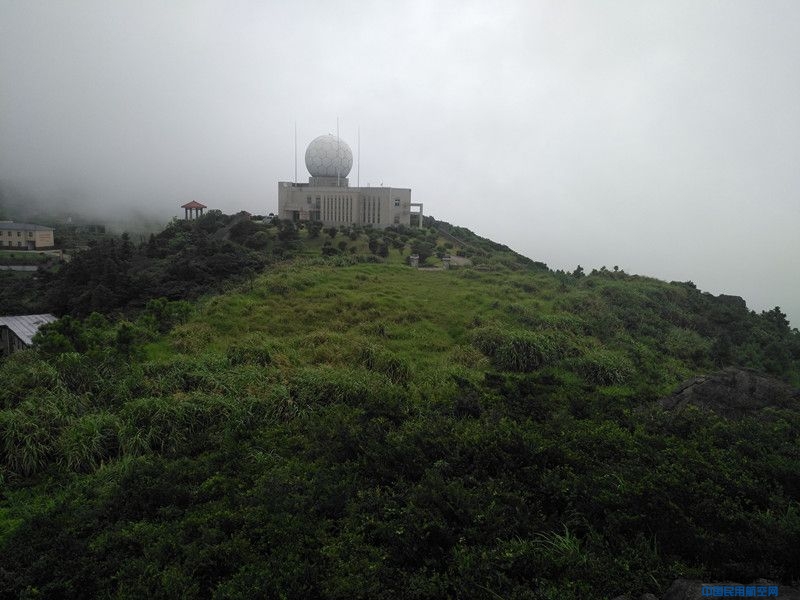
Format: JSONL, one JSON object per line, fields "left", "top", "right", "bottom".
{"left": 278, "top": 134, "right": 422, "bottom": 229}
{"left": 0, "top": 221, "right": 55, "bottom": 249}
{"left": 0, "top": 314, "right": 57, "bottom": 357}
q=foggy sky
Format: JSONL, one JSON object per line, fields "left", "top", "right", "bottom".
{"left": 2, "top": 1, "right": 799, "bottom": 325}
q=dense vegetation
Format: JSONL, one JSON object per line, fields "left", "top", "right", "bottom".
{"left": 1, "top": 215, "right": 799, "bottom": 598}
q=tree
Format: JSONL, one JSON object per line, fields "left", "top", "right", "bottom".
{"left": 307, "top": 221, "right": 323, "bottom": 239}
{"left": 114, "top": 322, "right": 137, "bottom": 358}
{"left": 710, "top": 333, "right": 734, "bottom": 366}
{"left": 245, "top": 231, "right": 270, "bottom": 250}
{"left": 277, "top": 221, "right": 299, "bottom": 242}
{"left": 762, "top": 306, "right": 790, "bottom": 333}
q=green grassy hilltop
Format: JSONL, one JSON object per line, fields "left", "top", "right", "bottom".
{"left": 1, "top": 214, "right": 799, "bottom": 599}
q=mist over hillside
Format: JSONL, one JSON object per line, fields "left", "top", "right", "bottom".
{"left": 0, "top": 179, "right": 172, "bottom": 234}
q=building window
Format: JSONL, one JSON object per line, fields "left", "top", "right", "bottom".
{"left": 17, "top": 231, "right": 20, "bottom": 237}
{"left": 394, "top": 216, "right": 400, "bottom": 224}
{"left": 394, "top": 198, "right": 400, "bottom": 207}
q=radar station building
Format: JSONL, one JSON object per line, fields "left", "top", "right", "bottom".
{"left": 278, "top": 134, "right": 422, "bottom": 229}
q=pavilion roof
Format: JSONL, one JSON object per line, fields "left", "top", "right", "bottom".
{"left": 181, "top": 201, "right": 207, "bottom": 209}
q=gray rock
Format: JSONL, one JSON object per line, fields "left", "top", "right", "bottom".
{"left": 660, "top": 367, "right": 799, "bottom": 419}
{"left": 715, "top": 294, "right": 747, "bottom": 309}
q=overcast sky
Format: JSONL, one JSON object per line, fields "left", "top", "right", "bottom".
{"left": 1, "top": 0, "right": 799, "bottom": 325}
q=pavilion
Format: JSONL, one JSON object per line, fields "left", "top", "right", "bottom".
{"left": 181, "top": 201, "right": 207, "bottom": 220}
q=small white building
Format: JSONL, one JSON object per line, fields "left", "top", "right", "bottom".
{"left": 0, "top": 314, "right": 58, "bottom": 356}
{"left": 278, "top": 134, "right": 422, "bottom": 229}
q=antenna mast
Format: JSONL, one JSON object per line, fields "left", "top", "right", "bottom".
{"left": 294, "top": 121, "right": 297, "bottom": 184}
{"left": 336, "top": 117, "right": 340, "bottom": 187}
{"left": 357, "top": 126, "right": 360, "bottom": 188}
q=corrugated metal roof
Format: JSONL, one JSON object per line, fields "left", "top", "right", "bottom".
{"left": 0, "top": 314, "right": 58, "bottom": 345}
{"left": 0, "top": 221, "right": 54, "bottom": 232}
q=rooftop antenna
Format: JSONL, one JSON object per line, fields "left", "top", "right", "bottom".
{"left": 336, "top": 117, "right": 340, "bottom": 187}
{"left": 294, "top": 121, "right": 297, "bottom": 184}
{"left": 357, "top": 126, "right": 360, "bottom": 188}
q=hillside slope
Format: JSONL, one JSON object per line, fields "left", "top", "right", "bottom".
{"left": 1, "top": 216, "right": 799, "bottom": 599}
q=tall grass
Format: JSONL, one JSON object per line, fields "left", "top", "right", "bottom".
{"left": 58, "top": 412, "right": 120, "bottom": 472}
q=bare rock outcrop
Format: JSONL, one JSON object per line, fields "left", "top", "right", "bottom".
{"left": 660, "top": 367, "right": 799, "bottom": 419}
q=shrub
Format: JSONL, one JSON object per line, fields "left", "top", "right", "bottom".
{"left": 58, "top": 412, "right": 120, "bottom": 472}
{"left": 471, "top": 326, "right": 567, "bottom": 372}
{"left": 119, "top": 396, "right": 201, "bottom": 456}
{"left": 226, "top": 336, "right": 273, "bottom": 367}
{"left": 572, "top": 348, "right": 634, "bottom": 385}
{"left": 0, "top": 352, "right": 60, "bottom": 409}
{"left": 494, "top": 333, "right": 560, "bottom": 372}
{"left": 170, "top": 322, "right": 215, "bottom": 354}
{"left": 144, "top": 298, "right": 193, "bottom": 333}
{"left": 288, "top": 367, "right": 401, "bottom": 419}
{"left": 664, "top": 327, "right": 711, "bottom": 365}
{"left": 0, "top": 398, "right": 69, "bottom": 476}
{"left": 358, "top": 344, "right": 412, "bottom": 384}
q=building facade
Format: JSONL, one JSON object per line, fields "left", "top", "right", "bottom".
{"left": 278, "top": 134, "right": 421, "bottom": 229}
{"left": 0, "top": 221, "right": 55, "bottom": 249}
{"left": 279, "top": 182, "right": 413, "bottom": 228}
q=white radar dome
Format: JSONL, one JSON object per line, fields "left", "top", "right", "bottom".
{"left": 305, "top": 134, "right": 353, "bottom": 178}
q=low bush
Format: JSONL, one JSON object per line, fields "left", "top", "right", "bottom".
{"left": 472, "top": 326, "right": 568, "bottom": 372}
{"left": 571, "top": 348, "right": 635, "bottom": 385}
{"left": 226, "top": 336, "right": 273, "bottom": 367}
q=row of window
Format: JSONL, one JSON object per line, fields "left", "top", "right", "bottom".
{"left": 3, "top": 231, "right": 33, "bottom": 237}
{"left": 323, "top": 195, "right": 353, "bottom": 223}
{"left": 294, "top": 193, "right": 406, "bottom": 224}
{"left": 363, "top": 197, "right": 381, "bottom": 224}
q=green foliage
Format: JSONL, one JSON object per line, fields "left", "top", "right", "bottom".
{"left": 572, "top": 348, "right": 634, "bottom": 385}
{"left": 226, "top": 335, "right": 273, "bottom": 366}
{"left": 471, "top": 326, "right": 568, "bottom": 372}
{"left": 144, "top": 297, "right": 193, "bottom": 333}
{"left": 37, "top": 216, "right": 266, "bottom": 316}
{"left": 307, "top": 220, "right": 323, "bottom": 238}
{"left": 1, "top": 230, "right": 800, "bottom": 598}
{"left": 58, "top": 412, "right": 120, "bottom": 472}
{"left": 1, "top": 397, "right": 69, "bottom": 476}
{"left": 358, "top": 344, "right": 412, "bottom": 384}
{"left": 0, "top": 352, "right": 60, "bottom": 409}
{"left": 664, "top": 327, "right": 711, "bottom": 364}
